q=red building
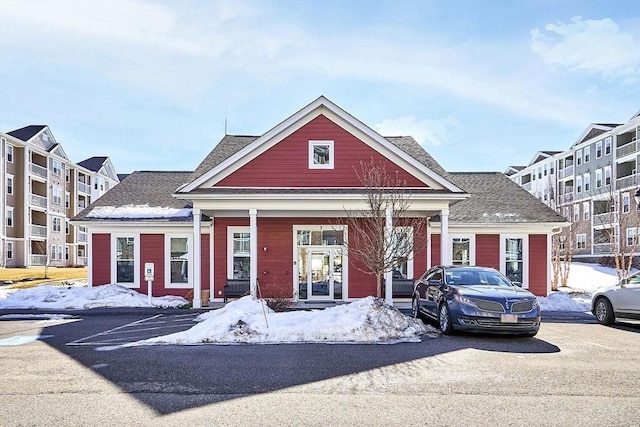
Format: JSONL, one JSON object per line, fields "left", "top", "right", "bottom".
{"left": 73, "top": 97, "right": 567, "bottom": 307}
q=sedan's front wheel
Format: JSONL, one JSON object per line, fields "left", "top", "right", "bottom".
{"left": 439, "top": 303, "right": 454, "bottom": 335}
{"left": 594, "top": 297, "right": 615, "bottom": 325}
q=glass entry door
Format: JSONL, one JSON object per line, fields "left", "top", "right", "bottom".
{"left": 298, "top": 247, "right": 343, "bottom": 300}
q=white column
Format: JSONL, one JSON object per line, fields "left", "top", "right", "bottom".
{"left": 440, "top": 208, "right": 450, "bottom": 265}
{"left": 210, "top": 217, "right": 215, "bottom": 300}
{"left": 249, "top": 209, "right": 258, "bottom": 297}
{"left": 426, "top": 216, "right": 432, "bottom": 270}
{"left": 192, "top": 208, "right": 202, "bottom": 308}
{"left": 384, "top": 206, "right": 393, "bottom": 305}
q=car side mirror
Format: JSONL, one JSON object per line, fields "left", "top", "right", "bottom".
{"left": 513, "top": 281, "right": 523, "bottom": 287}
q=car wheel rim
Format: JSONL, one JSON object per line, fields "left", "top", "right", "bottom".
{"left": 596, "top": 300, "right": 607, "bottom": 321}
{"left": 439, "top": 306, "right": 448, "bottom": 330}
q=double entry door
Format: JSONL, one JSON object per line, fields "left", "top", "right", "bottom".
{"left": 297, "top": 247, "right": 343, "bottom": 300}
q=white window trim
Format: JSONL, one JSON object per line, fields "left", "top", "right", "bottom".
{"left": 6, "top": 174, "right": 14, "bottom": 195}
{"left": 394, "top": 226, "right": 415, "bottom": 279}
{"left": 6, "top": 207, "right": 13, "bottom": 227}
{"left": 6, "top": 144, "right": 13, "bottom": 163}
{"left": 450, "top": 234, "right": 476, "bottom": 266}
{"left": 165, "top": 233, "right": 193, "bottom": 289}
{"left": 111, "top": 233, "right": 140, "bottom": 288}
{"left": 583, "top": 201, "right": 590, "bottom": 220}
{"left": 6, "top": 242, "right": 13, "bottom": 259}
{"left": 227, "top": 226, "right": 250, "bottom": 280}
{"left": 499, "top": 234, "right": 529, "bottom": 289}
{"left": 623, "top": 193, "right": 630, "bottom": 213}
{"left": 596, "top": 141, "right": 603, "bottom": 158}
{"left": 584, "top": 146, "right": 590, "bottom": 163}
{"left": 308, "top": 140, "right": 334, "bottom": 169}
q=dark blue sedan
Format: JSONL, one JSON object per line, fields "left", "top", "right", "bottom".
{"left": 411, "top": 266, "right": 541, "bottom": 336}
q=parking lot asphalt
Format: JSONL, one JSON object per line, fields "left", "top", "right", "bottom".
{"left": 1, "top": 308, "right": 638, "bottom": 426}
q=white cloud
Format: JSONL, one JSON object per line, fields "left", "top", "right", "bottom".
{"left": 530, "top": 16, "right": 640, "bottom": 83}
{"left": 374, "top": 115, "right": 460, "bottom": 146}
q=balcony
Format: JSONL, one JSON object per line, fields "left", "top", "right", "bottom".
{"left": 593, "top": 212, "right": 618, "bottom": 226}
{"left": 616, "top": 141, "right": 639, "bottom": 158}
{"left": 558, "top": 166, "right": 574, "bottom": 180}
{"left": 30, "top": 224, "right": 47, "bottom": 238}
{"left": 559, "top": 193, "right": 574, "bottom": 205}
{"left": 616, "top": 173, "right": 639, "bottom": 191}
{"left": 76, "top": 256, "right": 88, "bottom": 266}
{"left": 77, "top": 181, "right": 91, "bottom": 194}
{"left": 30, "top": 193, "right": 47, "bottom": 208}
{"left": 29, "top": 255, "right": 47, "bottom": 266}
{"left": 29, "top": 163, "right": 48, "bottom": 179}
{"left": 593, "top": 243, "right": 611, "bottom": 255}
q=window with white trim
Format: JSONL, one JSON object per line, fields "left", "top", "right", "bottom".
{"left": 65, "top": 192, "right": 70, "bottom": 209}
{"left": 6, "top": 145, "right": 13, "bottom": 163}
{"left": 6, "top": 175, "right": 13, "bottom": 195}
{"left": 52, "top": 186, "right": 62, "bottom": 205}
{"left": 391, "top": 227, "right": 414, "bottom": 279}
{"left": 577, "top": 234, "right": 587, "bottom": 249}
{"left": 52, "top": 217, "right": 61, "bottom": 232}
{"left": 623, "top": 193, "right": 630, "bottom": 213}
{"left": 596, "top": 141, "right": 602, "bottom": 158}
{"left": 57, "top": 245, "right": 63, "bottom": 261}
{"left": 166, "top": 235, "right": 192, "bottom": 288}
{"left": 596, "top": 169, "right": 602, "bottom": 188}
{"left": 228, "top": 227, "right": 251, "bottom": 279}
{"left": 6, "top": 242, "right": 13, "bottom": 260}
{"left": 627, "top": 227, "right": 638, "bottom": 247}
{"left": 583, "top": 201, "right": 590, "bottom": 220}
{"left": 584, "top": 146, "right": 590, "bottom": 163}
{"left": 576, "top": 149, "right": 582, "bottom": 166}
{"left": 573, "top": 204, "right": 580, "bottom": 222}
{"left": 604, "top": 166, "right": 612, "bottom": 186}
{"left": 50, "top": 245, "right": 56, "bottom": 261}
{"left": 504, "top": 237, "right": 524, "bottom": 284}
{"left": 583, "top": 173, "right": 590, "bottom": 192}
{"left": 6, "top": 207, "right": 13, "bottom": 227}
{"left": 115, "top": 235, "right": 138, "bottom": 285}
{"left": 308, "top": 140, "right": 334, "bottom": 169}
{"left": 576, "top": 175, "right": 582, "bottom": 193}
{"left": 52, "top": 159, "right": 62, "bottom": 177}
{"left": 452, "top": 237, "right": 472, "bottom": 266}
{"left": 605, "top": 137, "right": 612, "bottom": 155}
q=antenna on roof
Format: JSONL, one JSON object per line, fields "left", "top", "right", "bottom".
{"left": 224, "top": 99, "right": 228, "bottom": 136}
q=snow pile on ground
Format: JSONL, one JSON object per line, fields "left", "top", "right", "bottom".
{"left": 0, "top": 284, "right": 188, "bottom": 310}
{"left": 135, "top": 296, "right": 436, "bottom": 345}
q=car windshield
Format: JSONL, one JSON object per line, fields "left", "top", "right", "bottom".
{"left": 445, "top": 269, "right": 513, "bottom": 287}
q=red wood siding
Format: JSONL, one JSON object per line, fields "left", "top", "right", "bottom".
{"left": 141, "top": 234, "right": 165, "bottom": 295}
{"left": 528, "top": 234, "right": 548, "bottom": 296}
{"left": 216, "top": 115, "right": 426, "bottom": 188}
{"left": 92, "top": 234, "right": 111, "bottom": 285}
{"left": 431, "top": 234, "right": 441, "bottom": 266}
{"left": 476, "top": 234, "right": 500, "bottom": 269}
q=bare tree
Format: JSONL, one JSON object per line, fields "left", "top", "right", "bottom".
{"left": 338, "top": 159, "right": 427, "bottom": 298}
{"left": 593, "top": 188, "right": 640, "bottom": 282}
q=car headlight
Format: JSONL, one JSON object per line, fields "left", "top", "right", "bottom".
{"left": 454, "top": 294, "right": 477, "bottom": 307}
{"left": 532, "top": 298, "right": 540, "bottom": 309}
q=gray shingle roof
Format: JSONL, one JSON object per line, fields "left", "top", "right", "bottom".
{"left": 6, "top": 125, "right": 46, "bottom": 142}
{"left": 78, "top": 156, "right": 108, "bottom": 172}
{"left": 446, "top": 172, "right": 566, "bottom": 224}
{"left": 73, "top": 171, "right": 193, "bottom": 221}
{"left": 189, "top": 135, "right": 258, "bottom": 183}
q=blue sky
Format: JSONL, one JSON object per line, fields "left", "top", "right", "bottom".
{"left": 1, "top": 0, "right": 639, "bottom": 174}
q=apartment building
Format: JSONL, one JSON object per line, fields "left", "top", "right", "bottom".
{"left": 506, "top": 111, "right": 640, "bottom": 260}
{"left": 1, "top": 125, "right": 119, "bottom": 268}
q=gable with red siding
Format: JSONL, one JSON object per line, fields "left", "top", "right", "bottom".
{"left": 216, "top": 115, "right": 426, "bottom": 188}
{"left": 141, "top": 234, "right": 165, "bottom": 295}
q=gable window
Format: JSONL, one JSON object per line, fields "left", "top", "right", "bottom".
{"left": 6, "top": 242, "right": 13, "bottom": 260}
{"left": 605, "top": 137, "right": 612, "bottom": 155}
{"left": 228, "top": 227, "right": 251, "bottom": 279}
{"left": 6, "top": 175, "right": 13, "bottom": 195}
{"left": 166, "top": 235, "right": 192, "bottom": 288}
{"left": 6, "top": 145, "right": 13, "bottom": 163}
{"left": 308, "top": 140, "right": 334, "bottom": 169}
{"left": 596, "top": 141, "right": 602, "bottom": 158}
{"left": 114, "top": 235, "right": 138, "bottom": 286}
{"left": 584, "top": 146, "right": 590, "bottom": 163}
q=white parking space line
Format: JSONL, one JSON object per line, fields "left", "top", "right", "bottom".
{"left": 67, "top": 314, "right": 198, "bottom": 346}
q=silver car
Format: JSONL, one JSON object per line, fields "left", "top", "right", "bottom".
{"left": 591, "top": 272, "right": 640, "bottom": 325}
